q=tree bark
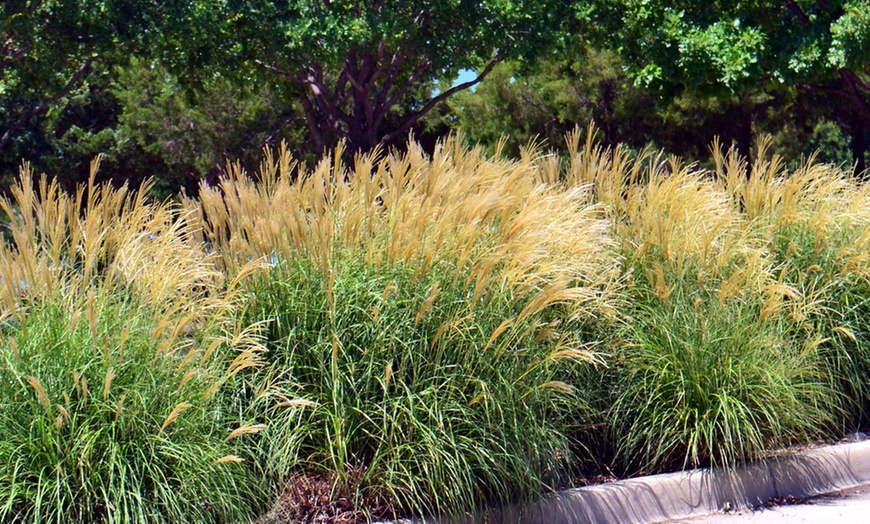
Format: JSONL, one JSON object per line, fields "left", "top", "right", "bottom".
{"left": 258, "top": 51, "right": 500, "bottom": 156}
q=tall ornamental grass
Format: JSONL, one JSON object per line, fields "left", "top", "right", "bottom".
{"left": 735, "top": 146, "right": 870, "bottom": 427}
{"left": 186, "top": 138, "right": 624, "bottom": 518}
{"left": 0, "top": 161, "right": 268, "bottom": 523}
{"left": 563, "top": 132, "right": 843, "bottom": 472}
{"left": 5, "top": 130, "right": 870, "bottom": 521}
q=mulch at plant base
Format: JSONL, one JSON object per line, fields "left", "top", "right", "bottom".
{"left": 255, "top": 472, "right": 397, "bottom": 524}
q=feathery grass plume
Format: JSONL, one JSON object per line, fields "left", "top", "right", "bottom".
{"left": 625, "top": 159, "right": 748, "bottom": 270}
{"left": 226, "top": 423, "right": 268, "bottom": 441}
{"left": 189, "top": 138, "right": 621, "bottom": 309}
{"left": 0, "top": 162, "right": 267, "bottom": 522}
{"left": 565, "top": 123, "right": 659, "bottom": 215}
{"left": 102, "top": 368, "right": 114, "bottom": 400}
{"left": 215, "top": 455, "right": 246, "bottom": 464}
{"left": 570, "top": 133, "right": 844, "bottom": 474}
{"left": 160, "top": 401, "right": 193, "bottom": 432}
{"left": 745, "top": 149, "right": 870, "bottom": 428}
{"left": 191, "top": 136, "right": 624, "bottom": 519}
{"left": 26, "top": 375, "right": 49, "bottom": 409}
{"left": 714, "top": 137, "right": 784, "bottom": 221}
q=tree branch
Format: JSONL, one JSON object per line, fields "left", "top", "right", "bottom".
{"left": 0, "top": 54, "right": 100, "bottom": 151}
{"left": 381, "top": 56, "right": 501, "bottom": 146}
{"left": 382, "top": 55, "right": 430, "bottom": 113}
{"left": 255, "top": 59, "right": 355, "bottom": 136}
{"left": 298, "top": 93, "right": 325, "bottom": 153}
{"left": 361, "top": 43, "right": 389, "bottom": 93}
{"left": 305, "top": 65, "right": 354, "bottom": 130}
{"left": 332, "top": 67, "right": 350, "bottom": 107}
{"left": 369, "top": 54, "right": 430, "bottom": 138}
{"left": 254, "top": 59, "right": 305, "bottom": 84}
{"left": 783, "top": 0, "right": 811, "bottom": 25}
{"left": 345, "top": 50, "right": 381, "bottom": 140}
{"left": 840, "top": 68, "right": 870, "bottom": 92}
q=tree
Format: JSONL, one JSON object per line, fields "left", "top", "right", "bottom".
{"left": 446, "top": 43, "right": 822, "bottom": 165}
{"left": 447, "top": 44, "right": 653, "bottom": 156}
{"left": 0, "top": 1, "right": 190, "bottom": 164}
{"left": 594, "top": 0, "right": 870, "bottom": 172}
{"left": 214, "top": 0, "right": 574, "bottom": 154}
{"left": 54, "top": 58, "right": 309, "bottom": 198}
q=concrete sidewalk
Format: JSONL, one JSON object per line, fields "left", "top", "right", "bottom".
{"left": 672, "top": 483, "right": 870, "bottom": 523}
{"left": 447, "top": 440, "right": 870, "bottom": 524}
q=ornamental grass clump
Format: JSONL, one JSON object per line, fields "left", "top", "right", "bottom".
{"left": 727, "top": 144, "right": 870, "bottom": 428}
{"left": 187, "top": 138, "right": 624, "bottom": 519}
{"left": 0, "top": 161, "right": 268, "bottom": 523}
{"left": 565, "top": 136, "right": 841, "bottom": 473}
{"left": 609, "top": 273, "right": 837, "bottom": 472}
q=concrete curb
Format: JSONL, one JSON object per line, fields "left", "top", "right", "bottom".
{"left": 423, "top": 440, "right": 870, "bottom": 523}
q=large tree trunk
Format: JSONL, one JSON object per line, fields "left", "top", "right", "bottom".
{"left": 257, "top": 51, "right": 500, "bottom": 157}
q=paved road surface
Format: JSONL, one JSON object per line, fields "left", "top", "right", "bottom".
{"left": 669, "top": 483, "right": 870, "bottom": 523}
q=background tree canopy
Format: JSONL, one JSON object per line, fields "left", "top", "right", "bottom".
{"left": 595, "top": 0, "right": 870, "bottom": 171}
{"left": 218, "top": 0, "right": 576, "bottom": 153}
{"left": 1, "top": 0, "right": 869, "bottom": 193}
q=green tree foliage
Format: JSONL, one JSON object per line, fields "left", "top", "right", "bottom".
{"left": 219, "top": 0, "right": 575, "bottom": 153}
{"left": 1, "top": 56, "right": 307, "bottom": 197}
{"left": 596, "top": 0, "right": 870, "bottom": 170}
{"left": 447, "top": 43, "right": 838, "bottom": 165}
{"left": 97, "top": 60, "right": 308, "bottom": 196}
{"left": 4, "top": 1, "right": 867, "bottom": 195}
{"left": 449, "top": 46, "right": 650, "bottom": 156}
{"left": 0, "top": 1, "right": 229, "bottom": 192}
{"left": 2, "top": 1, "right": 580, "bottom": 190}
{"left": 0, "top": 1, "right": 187, "bottom": 155}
